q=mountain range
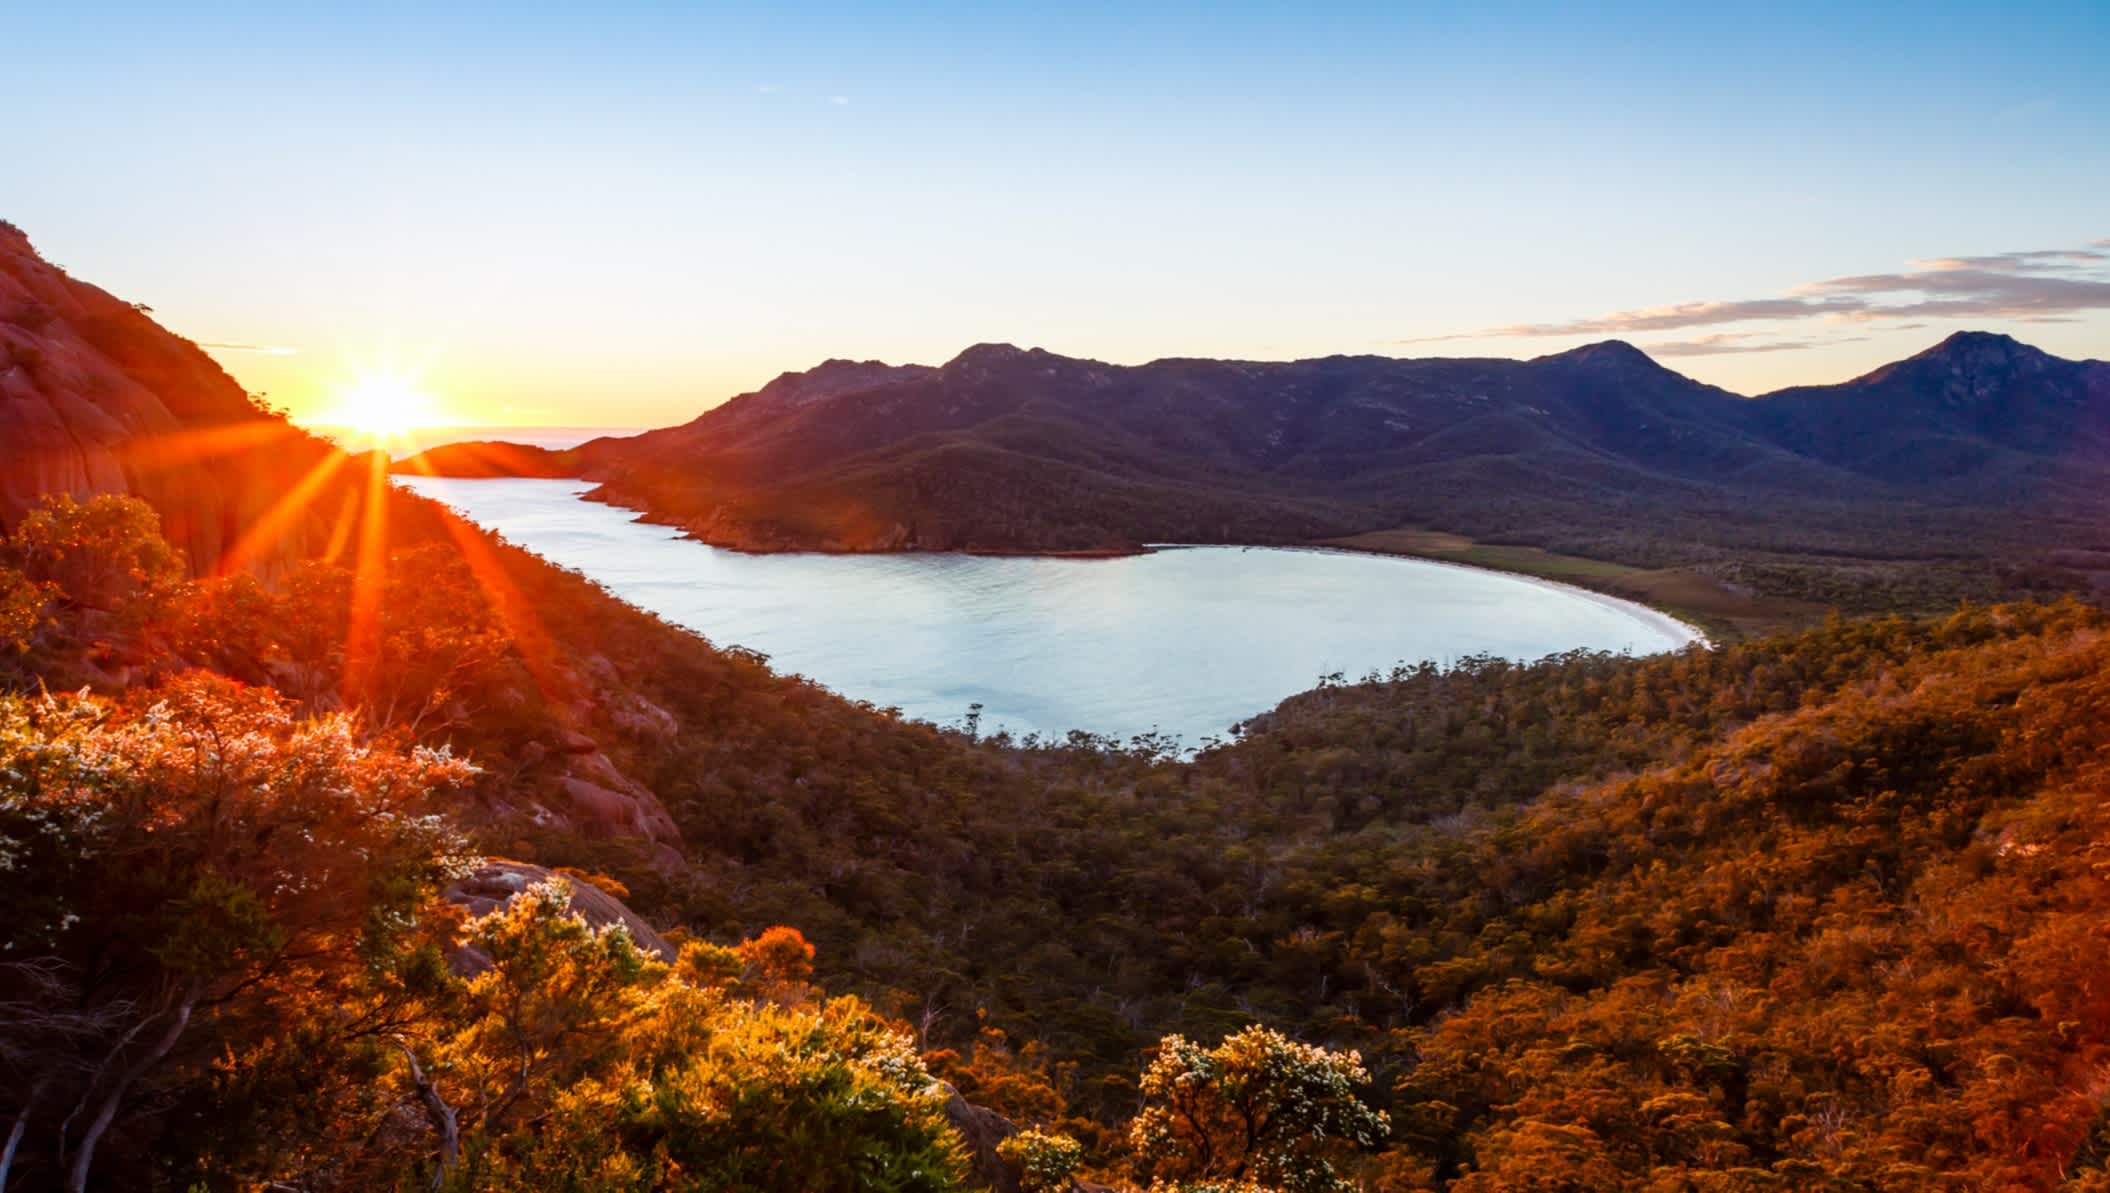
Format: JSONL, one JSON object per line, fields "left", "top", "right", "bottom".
{"left": 401, "top": 333, "right": 2110, "bottom": 615}
{"left": 19, "top": 220, "right": 2110, "bottom": 1189}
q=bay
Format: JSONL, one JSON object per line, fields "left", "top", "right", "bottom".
{"left": 399, "top": 476, "right": 1702, "bottom": 748}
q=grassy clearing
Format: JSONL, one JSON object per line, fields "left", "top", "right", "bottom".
{"left": 1321, "top": 528, "right": 1824, "bottom": 643}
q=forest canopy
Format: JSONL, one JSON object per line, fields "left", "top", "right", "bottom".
{"left": 5, "top": 493, "right": 2110, "bottom": 1191}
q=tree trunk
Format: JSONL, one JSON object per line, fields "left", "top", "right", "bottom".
{"left": 1, "top": 1075, "right": 45, "bottom": 1192}
{"left": 395, "top": 1043, "right": 459, "bottom": 1191}
{"left": 66, "top": 994, "right": 194, "bottom": 1193}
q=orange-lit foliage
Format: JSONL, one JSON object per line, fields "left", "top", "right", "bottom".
{"left": 0, "top": 673, "right": 476, "bottom": 1190}
{"left": 15, "top": 493, "right": 2110, "bottom": 1188}
{"left": 736, "top": 923, "right": 818, "bottom": 1004}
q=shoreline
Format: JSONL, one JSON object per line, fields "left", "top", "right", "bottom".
{"left": 402, "top": 473, "right": 1713, "bottom": 652}
{"left": 1164, "top": 541, "right": 1714, "bottom": 650}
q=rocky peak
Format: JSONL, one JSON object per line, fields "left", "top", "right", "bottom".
{"left": 939, "top": 343, "right": 1098, "bottom": 392}
{"left": 751, "top": 357, "right": 934, "bottom": 408}
{"left": 949, "top": 342, "right": 1028, "bottom": 360}
{"left": 1856, "top": 329, "right": 2072, "bottom": 411}
{"left": 1907, "top": 329, "right": 2048, "bottom": 373}
{"left": 1543, "top": 339, "right": 1669, "bottom": 375}
{"left": 943, "top": 341, "right": 1037, "bottom": 372}
{"left": 0, "top": 220, "right": 348, "bottom": 572}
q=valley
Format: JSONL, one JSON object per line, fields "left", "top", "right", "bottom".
{"left": 6, "top": 220, "right": 2110, "bottom": 1190}
{"left": 11, "top": 3, "right": 2110, "bottom": 1187}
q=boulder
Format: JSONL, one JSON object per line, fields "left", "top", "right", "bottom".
{"left": 442, "top": 859, "right": 676, "bottom": 976}
{"left": 557, "top": 763, "right": 682, "bottom": 846}
{"left": 938, "top": 1085, "right": 1105, "bottom": 1193}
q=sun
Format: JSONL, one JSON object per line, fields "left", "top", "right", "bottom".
{"left": 323, "top": 369, "right": 441, "bottom": 443}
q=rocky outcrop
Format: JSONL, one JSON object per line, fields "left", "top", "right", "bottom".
{"left": 442, "top": 859, "right": 677, "bottom": 975}
{"left": 0, "top": 220, "right": 351, "bottom": 572}
{"left": 942, "top": 1089, "right": 1027, "bottom": 1193}
{"left": 938, "top": 1086, "right": 1109, "bottom": 1193}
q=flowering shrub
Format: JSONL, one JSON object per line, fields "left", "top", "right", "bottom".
{"left": 998, "top": 1126, "right": 1083, "bottom": 1192}
{"left": 1131, "top": 1026, "right": 1387, "bottom": 1193}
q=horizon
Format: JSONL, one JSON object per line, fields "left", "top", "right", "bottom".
{"left": 295, "top": 327, "right": 2086, "bottom": 454}
{"left": 14, "top": 7, "right": 2110, "bottom": 1185}
{"left": 8, "top": 2, "right": 2107, "bottom": 433}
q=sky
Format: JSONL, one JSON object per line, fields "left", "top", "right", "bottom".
{"left": 5, "top": 1, "right": 2107, "bottom": 431}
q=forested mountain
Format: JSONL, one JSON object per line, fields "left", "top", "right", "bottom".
{"left": 13, "top": 223, "right": 2110, "bottom": 1190}
{"left": 404, "top": 332, "right": 2110, "bottom": 616}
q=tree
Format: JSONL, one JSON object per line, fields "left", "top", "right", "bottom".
{"left": 1130, "top": 1027, "right": 1388, "bottom": 1193}
{"left": 413, "top": 884, "right": 966, "bottom": 1193}
{"left": 7, "top": 493, "right": 183, "bottom": 622}
{"left": 597, "top": 994, "right": 968, "bottom": 1193}
{"left": 998, "top": 1127, "right": 1084, "bottom": 1193}
{"left": 0, "top": 673, "right": 476, "bottom": 1191}
{"left": 0, "top": 568, "right": 53, "bottom": 654}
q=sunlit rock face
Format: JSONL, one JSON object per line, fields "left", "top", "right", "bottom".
{"left": 443, "top": 860, "right": 679, "bottom": 976}
{"left": 0, "top": 220, "right": 344, "bottom": 571}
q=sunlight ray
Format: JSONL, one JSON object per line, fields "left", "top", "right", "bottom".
{"left": 397, "top": 452, "right": 569, "bottom": 705}
{"left": 214, "top": 450, "right": 349, "bottom": 575}
{"left": 319, "top": 484, "right": 364, "bottom": 566}
{"left": 122, "top": 419, "right": 306, "bottom": 471}
{"left": 341, "top": 450, "right": 392, "bottom": 711}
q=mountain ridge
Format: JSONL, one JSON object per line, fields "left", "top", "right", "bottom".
{"left": 398, "top": 333, "right": 2110, "bottom": 617}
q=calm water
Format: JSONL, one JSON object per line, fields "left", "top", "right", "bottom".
{"left": 313, "top": 425, "right": 640, "bottom": 454}
{"left": 400, "top": 477, "right": 1701, "bottom": 747}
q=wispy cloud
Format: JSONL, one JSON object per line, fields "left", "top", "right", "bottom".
{"left": 828, "top": 95, "right": 850, "bottom": 106}
{"left": 1403, "top": 238, "right": 2110, "bottom": 348}
{"left": 1640, "top": 332, "right": 1868, "bottom": 358}
{"left": 199, "top": 341, "right": 297, "bottom": 356}
{"left": 1906, "top": 249, "right": 2106, "bottom": 272}
{"left": 1398, "top": 298, "right": 1860, "bottom": 342}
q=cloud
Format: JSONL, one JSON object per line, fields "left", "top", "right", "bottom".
{"left": 1908, "top": 249, "right": 2107, "bottom": 272}
{"left": 829, "top": 95, "right": 850, "bottom": 105}
{"left": 199, "top": 341, "right": 297, "bottom": 356}
{"left": 1639, "top": 333, "right": 1868, "bottom": 358}
{"left": 1403, "top": 238, "right": 2110, "bottom": 348}
{"left": 1398, "top": 298, "right": 1865, "bottom": 343}
{"left": 1793, "top": 265, "right": 2110, "bottom": 321}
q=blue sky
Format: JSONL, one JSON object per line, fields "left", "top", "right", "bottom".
{"left": 6, "top": 1, "right": 2106, "bottom": 426}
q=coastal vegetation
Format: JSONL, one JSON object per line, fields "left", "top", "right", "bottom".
{"left": 9, "top": 225, "right": 2110, "bottom": 1189}
{"left": 8, "top": 488, "right": 2110, "bottom": 1189}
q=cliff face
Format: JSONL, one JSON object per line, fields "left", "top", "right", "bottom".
{"left": 0, "top": 221, "right": 344, "bottom": 572}
{"left": 0, "top": 222, "right": 695, "bottom": 871}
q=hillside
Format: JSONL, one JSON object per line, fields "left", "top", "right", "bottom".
{"left": 0, "top": 221, "right": 371, "bottom": 573}
{"left": 14, "top": 226, "right": 2110, "bottom": 1189}
{"left": 401, "top": 333, "right": 2110, "bottom": 621}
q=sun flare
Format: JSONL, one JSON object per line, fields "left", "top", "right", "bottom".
{"left": 324, "top": 370, "right": 441, "bottom": 441}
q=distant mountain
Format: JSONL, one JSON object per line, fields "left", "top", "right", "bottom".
{"left": 400, "top": 331, "right": 2110, "bottom": 580}
{"left": 1751, "top": 331, "right": 2110, "bottom": 503}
